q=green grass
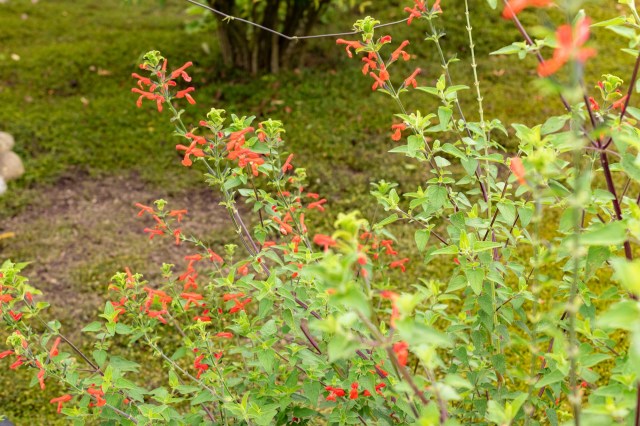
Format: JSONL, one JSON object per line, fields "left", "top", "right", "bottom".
{"left": 0, "top": 0, "right": 633, "bottom": 422}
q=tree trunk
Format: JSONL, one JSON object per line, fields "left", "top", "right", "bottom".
{"left": 208, "top": 0, "right": 328, "bottom": 74}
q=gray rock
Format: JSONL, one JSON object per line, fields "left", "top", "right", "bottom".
{"left": 0, "top": 151, "right": 24, "bottom": 181}
{"left": 0, "top": 132, "right": 14, "bottom": 153}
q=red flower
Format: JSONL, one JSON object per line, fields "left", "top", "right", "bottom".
{"left": 393, "top": 341, "right": 409, "bottom": 366}
{"left": 9, "top": 356, "right": 24, "bottom": 370}
{"left": 370, "top": 66, "right": 390, "bottom": 91}
{"left": 502, "top": 0, "right": 552, "bottom": 19}
{"left": 131, "top": 88, "right": 164, "bottom": 112}
{"left": 171, "top": 61, "right": 193, "bottom": 82}
{"left": 313, "top": 234, "right": 337, "bottom": 251}
{"left": 87, "top": 385, "right": 107, "bottom": 407}
{"left": 176, "top": 141, "right": 205, "bottom": 167}
{"left": 307, "top": 199, "right": 327, "bottom": 212}
{"left": 391, "top": 40, "right": 410, "bottom": 62}
{"left": 538, "top": 17, "right": 596, "bottom": 77}
{"left": 380, "top": 239, "right": 398, "bottom": 256}
{"left": 391, "top": 123, "right": 407, "bottom": 141}
{"left": 216, "top": 332, "right": 234, "bottom": 339}
{"left": 176, "top": 87, "right": 196, "bottom": 104}
{"left": 143, "top": 227, "right": 164, "bottom": 239}
{"left": 229, "top": 297, "right": 252, "bottom": 313}
{"left": 50, "top": 394, "right": 72, "bottom": 414}
{"left": 223, "top": 293, "right": 245, "bottom": 302}
{"left": 173, "top": 228, "right": 182, "bottom": 245}
{"left": 0, "top": 350, "right": 14, "bottom": 359}
{"left": 403, "top": 68, "right": 422, "bottom": 88}
{"left": 362, "top": 55, "right": 378, "bottom": 75}
{"left": 207, "top": 249, "right": 224, "bottom": 264}
{"left": 0, "top": 294, "right": 12, "bottom": 303}
{"left": 131, "top": 72, "right": 152, "bottom": 89}
{"left": 509, "top": 157, "right": 526, "bottom": 185}
{"left": 8, "top": 310, "right": 22, "bottom": 321}
{"left": 135, "top": 203, "right": 154, "bottom": 216}
{"left": 37, "top": 364, "right": 46, "bottom": 390}
{"left": 180, "top": 292, "right": 204, "bottom": 309}
{"left": 404, "top": 4, "right": 423, "bottom": 25}
{"left": 349, "top": 382, "right": 359, "bottom": 399}
{"left": 325, "top": 386, "right": 346, "bottom": 401}
{"left": 185, "top": 131, "right": 207, "bottom": 146}
{"left": 432, "top": 0, "right": 442, "bottom": 12}
{"left": 50, "top": 337, "right": 61, "bottom": 358}
{"left": 168, "top": 209, "right": 188, "bottom": 222}
{"left": 389, "top": 258, "right": 409, "bottom": 272}
{"left": 612, "top": 94, "right": 628, "bottom": 110}
{"left": 588, "top": 97, "right": 600, "bottom": 111}
{"left": 282, "top": 154, "right": 294, "bottom": 173}
{"left": 336, "top": 39, "right": 364, "bottom": 58}
{"left": 375, "top": 383, "right": 386, "bottom": 395}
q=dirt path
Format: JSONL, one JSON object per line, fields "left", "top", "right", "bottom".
{"left": 0, "top": 172, "right": 237, "bottom": 331}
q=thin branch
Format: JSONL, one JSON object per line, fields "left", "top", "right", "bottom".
{"left": 185, "top": 0, "right": 408, "bottom": 40}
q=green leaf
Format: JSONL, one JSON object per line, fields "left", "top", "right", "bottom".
{"left": 473, "top": 241, "right": 502, "bottom": 252}
{"left": 82, "top": 322, "right": 102, "bottom": 333}
{"left": 486, "top": 0, "right": 497, "bottom": 8}
{"left": 431, "top": 245, "right": 459, "bottom": 255}
{"left": 611, "top": 257, "right": 640, "bottom": 294}
{"left": 465, "top": 268, "right": 485, "bottom": 296}
{"left": 190, "top": 391, "right": 215, "bottom": 405}
{"left": 415, "top": 229, "right": 431, "bottom": 252}
{"left": 541, "top": 116, "right": 569, "bottom": 135}
{"left": 535, "top": 369, "right": 566, "bottom": 388}
{"left": 598, "top": 300, "right": 640, "bottom": 330}
{"left": 621, "top": 153, "right": 640, "bottom": 183}
{"left": 581, "top": 221, "right": 627, "bottom": 246}
{"left": 497, "top": 203, "right": 516, "bottom": 224}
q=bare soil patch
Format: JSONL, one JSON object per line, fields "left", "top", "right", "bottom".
{"left": 0, "top": 171, "right": 237, "bottom": 332}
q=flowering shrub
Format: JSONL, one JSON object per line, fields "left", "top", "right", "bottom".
{"left": 3, "top": 0, "right": 640, "bottom": 424}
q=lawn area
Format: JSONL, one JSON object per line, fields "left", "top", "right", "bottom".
{"left": 0, "top": 0, "right": 632, "bottom": 423}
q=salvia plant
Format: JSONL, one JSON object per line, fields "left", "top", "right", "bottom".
{"left": 3, "top": 0, "right": 640, "bottom": 424}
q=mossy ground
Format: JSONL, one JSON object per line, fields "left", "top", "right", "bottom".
{"left": 0, "top": 0, "right": 631, "bottom": 423}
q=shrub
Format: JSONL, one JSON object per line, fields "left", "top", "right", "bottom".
{"left": 2, "top": 0, "right": 640, "bottom": 424}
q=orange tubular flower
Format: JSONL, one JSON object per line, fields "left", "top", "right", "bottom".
{"left": 180, "top": 292, "right": 204, "bottom": 309}
{"left": 588, "top": 97, "right": 600, "bottom": 112}
{"left": 362, "top": 56, "right": 378, "bottom": 75}
{"left": 391, "top": 123, "right": 407, "bottom": 141}
{"left": 50, "top": 394, "right": 72, "bottom": 414}
{"left": 168, "top": 209, "right": 188, "bottom": 222}
{"left": 208, "top": 249, "right": 224, "bottom": 264}
{"left": 49, "top": 337, "right": 61, "bottom": 358}
{"left": 336, "top": 39, "right": 364, "bottom": 58}
{"left": 216, "top": 332, "right": 234, "bottom": 339}
{"left": 143, "top": 228, "right": 164, "bottom": 239}
{"left": 509, "top": 157, "right": 527, "bottom": 185}
{"left": 349, "top": 382, "right": 359, "bottom": 399}
{"left": 389, "top": 258, "right": 409, "bottom": 272}
{"left": 502, "top": 0, "right": 552, "bottom": 19}
{"left": 613, "top": 94, "right": 628, "bottom": 110}
{"left": 393, "top": 341, "right": 410, "bottom": 366}
{"left": 313, "top": 234, "right": 337, "bottom": 251}
{"left": 171, "top": 61, "right": 193, "bottom": 82}
{"left": 176, "top": 141, "right": 205, "bottom": 167}
{"left": 403, "top": 68, "right": 422, "bottom": 88}
{"left": 0, "top": 350, "right": 14, "bottom": 359}
{"left": 282, "top": 154, "right": 294, "bottom": 173}
{"left": 307, "top": 199, "right": 327, "bottom": 212}
{"left": 135, "top": 203, "right": 154, "bottom": 216}
{"left": 176, "top": 87, "right": 196, "bottom": 104}
{"left": 391, "top": 40, "right": 410, "bottom": 62}
{"left": 537, "top": 17, "right": 596, "bottom": 77}
{"left": 223, "top": 292, "right": 245, "bottom": 302}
